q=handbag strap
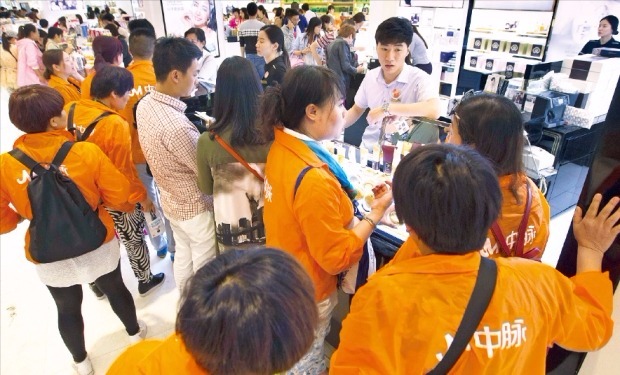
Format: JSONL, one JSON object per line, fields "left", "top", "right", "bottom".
{"left": 210, "top": 131, "right": 264, "bottom": 182}
{"left": 427, "top": 257, "right": 498, "bottom": 375}
{"left": 490, "top": 182, "right": 533, "bottom": 257}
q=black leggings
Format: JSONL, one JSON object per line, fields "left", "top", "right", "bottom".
{"left": 46, "top": 262, "right": 139, "bottom": 362}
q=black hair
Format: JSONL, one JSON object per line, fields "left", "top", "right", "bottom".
{"left": 128, "top": 18, "right": 156, "bottom": 36}
{"left": 2, "top": 32, "right": 15, "bottom": 53}
{"left": 46, "top": 26, "right": 63, "bottom": 46}
{"left": 302, "top": 3, "right": 310, "bottom": 11}
{"left": 90, "top": 65, "right": 134, "bottom": 99}
{"left": 75, "top": 14, "right": 83, "bottom": 24}
{"left": 285, "top": 8, "right": 300, "bottom": 18}
{"left": 177, "top": 248, "right": 317, "bottom": 375}
{"left": 128, "top": 28, "right": 156, "bottom": 59}
{"left": 375, "top": 17, "right": 414, "bottom": 46}
{"left": 601, "top": 15, "right": 619, "bottom": 35}
{"left": 57, "top": 16, "right": 67, "bottom": 28}
{"left": 42, "top": 49, "right": 64, "bottom": 79}
{"left": 453, "top": 94, "right": 525, "bottom": 202}
{"left": 101, "top": 13, "right": 115, "bottom": 22}
{"left": 393, "top": 144, "right": 502, "bottom": 254}
{"left": 352, "top": 12, "right": 365, "bottom": 24}
{"left": 184, "top": 27, "right": 206, "bottom": 44}
{"left": 274, "top": 7, "right": 283, "bottom": 18}
{"left": 247, "top": 2, "right": 258, "bottom": 16}
{"left": 18, "top": 23, "right": 37, "bottom": 40}
{"left": 152, "top": 37, "right": 203, "bottom": 82}
{"left": 328, "top": 5, "right": 335, "bottom": 12}
{"left": 259, "top": 25, "right": 291, "bottom": 69}
{"left": 232, "top": 7, "right": 240, "bottom": 14}
{"left": 210, "top": 56, "right": 269, "bottom": 147}
{"left": 87, "top": 8, "right": 95, "bottom": 19}
{"left": 9, "top": 85, "right": 64, "bottom": 134}
{"left": 413, "top": 25, "right": 428, "bottom": 49}
{"left": 103, "top": 23, "right": 120, "bottom": 37}
{"left": 39, "top": 18, "right": 48, "bottom": 28}
{"left": 305, "top": 16, "right": 322, "bottom": 42}
{"left": 320, "top": 14, "right": 332, "bottom": 31}
{"left": 258, "top": 66, "right": 344, "bottom": 131}
{"left": 241, "top": 7, "right": 249, "bottom": 20}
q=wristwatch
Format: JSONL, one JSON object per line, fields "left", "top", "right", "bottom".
{"left": 382, "top": 102, "right": 391, "bottom": 116}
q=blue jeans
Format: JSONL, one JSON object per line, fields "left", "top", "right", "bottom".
{"left": 246, "top": 53, "right": 265, "bottom": 79}
{"left": 135, "top": 163, "right": 175, "bottom": 254}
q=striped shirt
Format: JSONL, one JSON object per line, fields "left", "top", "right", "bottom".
{"left": 136, "top": 90, "right": 212, "bottom": 221}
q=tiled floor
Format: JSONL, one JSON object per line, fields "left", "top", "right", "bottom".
{"left": 0, "top": 87, "right": 618, "bottom": 374}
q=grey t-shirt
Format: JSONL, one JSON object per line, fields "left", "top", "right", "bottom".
{"left": 409, "top": 33, "right": 430, "bottom": 65}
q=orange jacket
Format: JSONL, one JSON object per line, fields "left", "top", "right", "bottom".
{"left": 107, "top": 334, "right": 208, "bottom": 374}
{"left": 264, "top": 128, "right": 364, "bottom": 301}
{"left": 80, "top": 71, "right": 94, "bottom": 100}
{"left": 390, "top": 173, "right": 550, "bottom": 263}
{"left": 0, "top": 130, "right": 131, "bottom": 263}
{"left": 65, "top": 99, "right": 146, "bottom": 210}
{"left": 119, "top": 60, "right": 156, "bottom": 165}
{"left": 330, "top": 237, "right": 614, "bottom": 374}
{"left": 48, "top": 74, "right": 81, "bottom": 105}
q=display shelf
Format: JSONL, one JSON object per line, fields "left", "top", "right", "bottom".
{"left": 466, "top": 48, "right": 543, "bottom": 61}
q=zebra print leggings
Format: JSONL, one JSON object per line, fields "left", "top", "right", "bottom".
{"left": 106, "top": 206, "right": 152, "bottom": 282}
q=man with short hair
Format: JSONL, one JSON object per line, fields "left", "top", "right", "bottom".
{"left": 121, "top": 28, "right": 175, "bottom": 261}
{"left": 136, "top": 38, "right": 217, "bottom": 293}
{"left": 326, "top": 24, "right": 364, "bottom": 92}
{"left": 293, "top": 1, "right": 308, "bottom": 33}
{"left": 238, "top": 2, "right": 265, "bottom": 78}
{"left": 128, "top": 18, "right": 156, "bottom": 36}
{"left": 302, "top": 3, "right": 316, "bottom": 21}
{"left": 345, "top": 17, "right": 440, "bottom": 150}
{"left": 281, "top": 8, "right": 301, "bottom": 52}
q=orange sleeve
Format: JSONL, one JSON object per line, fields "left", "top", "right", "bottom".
{"left": 531, "top": 180, "right": 550, "bottom": 256}
{"left": 0, "top": 167, "right": 21, "bottom": 234}
{"left": 102, "top": 116, "right": 146, "bottom": 207}
{"left": 83, "top": 142, "right": 132, "bottom": 211}
{"left": 549, "top": 270, "right": 613, "bottom": 351}
{"left": 330, "top": 280, "right": 401, "bottom": 374}
{"left": 293, "top": 169, "right": 365, "bottom": 275}
{"left": 81, "top": 73, "right": 93, "bottom": 100}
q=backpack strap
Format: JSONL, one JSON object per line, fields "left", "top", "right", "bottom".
{"left": 67, "top": 102, "right": 77, "bottom": 135}
{"left": 77, "top": 112, "right": 112, "bottom": 141}
{"left": 51, "top": 142, "right": 74, "bottom": 166}
{"left": 8, "top": 148, "right": 47, "bottom": 176}
{"left": 210, "top": 131, "right": 264, "bottom": 182}
{"left": 293, "top": 166, "right": 313, "bottom": 200}
{"left": 133, "top": 92, "right": 151, "bottom": 129}
{"left": 427, "top": 257, "right": 497, "bottom": 375}
{"left": 490, "top": 182, "right": 534, "bottom": 258}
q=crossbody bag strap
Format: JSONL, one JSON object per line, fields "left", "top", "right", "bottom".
{"left": 293, "top": 166, "right": 313, "bottom": 200}
{"left": 67, "top": 103, "right": 77, "bottom": 135}
{"left": 490, "top": 223, "right": 512, "bottom": 257}
{"left": 427, "top": 257, "right": 498, "bottom": 375}
{"left": 210, "top": 131, "right": 264, "bottom": 182}
{"left": 77, "top": 112, "right": 112, "bottom": 141}
{"left": 515, "top": 182, "right": 534, "bottom": 258}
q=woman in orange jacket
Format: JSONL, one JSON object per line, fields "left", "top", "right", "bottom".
{"left": 109, "top": 249, "right": 318, "bottom": 375}
{"left": 446, "top": 93, "right": 550, "bottom": 259}
{"left": 331, "top": 144, "right": 618, "bottom": 374}
{"left": 67, "top": 65, "right": 165, "bottom": 298}
{"left": 81, "top": 35, "right": 124, "bottom": 100}
{"left": 0, "top": 85, "right": 147, "bottom": 375}
{"left": 260, "top": 66, "right": 393, "bottom": 374}
{"left": 42, "top": 49, "right": 82, "bottom": 105}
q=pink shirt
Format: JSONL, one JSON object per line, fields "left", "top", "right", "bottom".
{"left": 16, "top": 38, "right": 44, "bottom": 87}
{"left": 229, "top": 17, "right": 241, "bottom": 29}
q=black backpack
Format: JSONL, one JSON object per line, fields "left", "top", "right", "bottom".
{"left": 9, "top": 142, "right": 107, "bottom": 263}
{"left": 67, "top": 103, "right": 112, "bottom": 141}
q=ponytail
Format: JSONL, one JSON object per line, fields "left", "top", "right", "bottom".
{"left": 257, "top": 85, "right": 286, "bottom": 131}
{"left": 280, "top": 44, "right": 291, "bottom": 70}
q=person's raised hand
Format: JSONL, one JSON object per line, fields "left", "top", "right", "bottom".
{"left": 574, "top": 194, "right": 620, "bottom": 256}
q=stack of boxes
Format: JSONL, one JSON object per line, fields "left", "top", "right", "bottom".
{"left": 560, "top": 56, "right": 620, "bottom": 118}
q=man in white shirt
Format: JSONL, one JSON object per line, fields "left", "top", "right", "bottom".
{"left": 302, "top": 3, "right": 316, "bottom": 22}
{"left": 344, "top": 17, "right": 440, "bottom": 150}
{"left": 281, "top": 8, "right": 301, "bottom": 52}
{"left": 238, "top": 2, "right": 265, "bottom": 78}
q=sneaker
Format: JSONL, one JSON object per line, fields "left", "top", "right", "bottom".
{"left": 156, "top": 245, "right": 168, "bottom": 259}
{"left": 88, "top": 283, "right": 105, "bottom": 300}
{"left": 170, "top": 253, "right": 175, "bottom": 262}
{"left": 73, "top": 356, "right": 93, "bottom": 375}
{"left": 138, "top": 273, "right": 165, "bottom": 297}
{"left": 128, "top": 320, "right": 147, "bottom": 344}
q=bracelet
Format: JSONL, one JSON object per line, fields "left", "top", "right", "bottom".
{"left": 362, "top": 215, "right": 377, "bottom": 228}
{"left": 382, "top": 102, "right": 391, "bottom": 116}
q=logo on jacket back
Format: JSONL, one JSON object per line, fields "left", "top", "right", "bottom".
{"left": 17, "top": 165, "right": 69, "bottom": 184}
